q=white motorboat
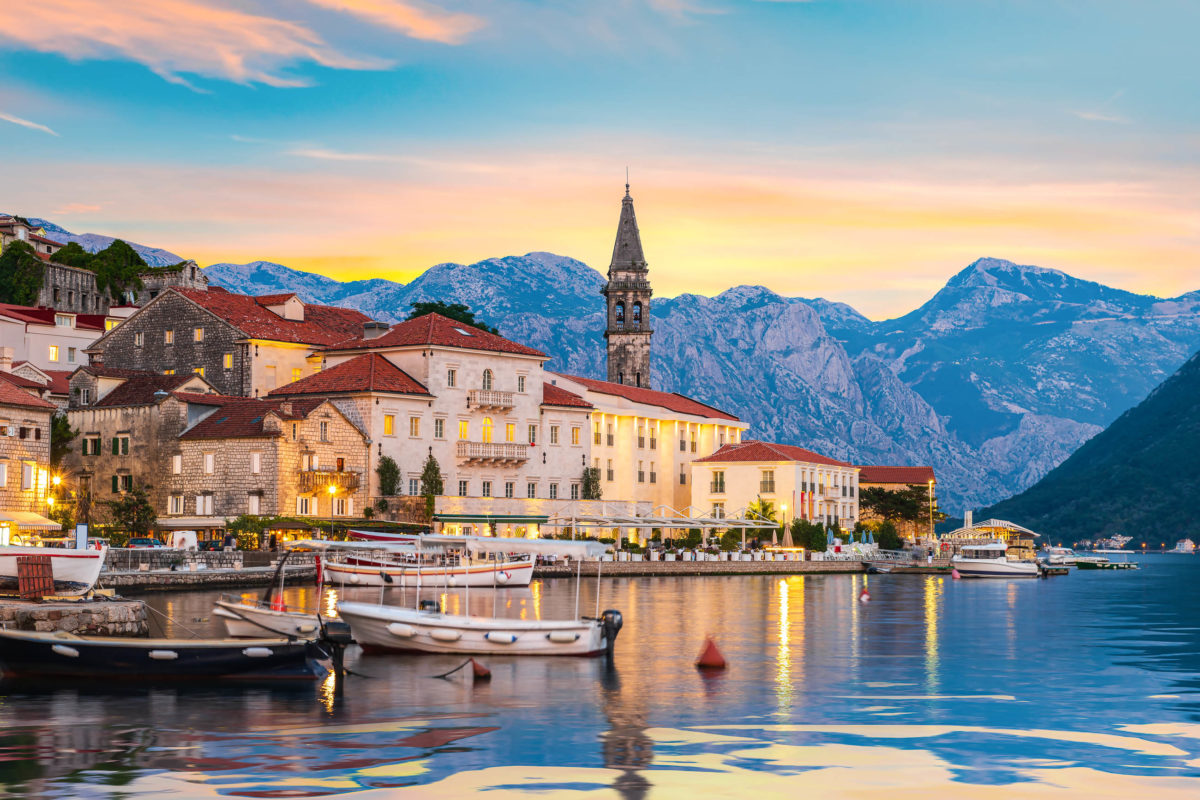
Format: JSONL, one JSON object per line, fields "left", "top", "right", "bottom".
{"left": 213, "top": 599, "right": 321, "bottom": 639}
{"left": 0, "top": 545, "right": 107, "bottom": 596}
{"left": 337, "top": 600, "right": 622, "bottom": 657}
{"left": 951, "top": 542, "right": 1039, "bottom": 578}
{"left": 323, "top": 556, "right": 534, "bottom": 587}
{"left": 1042, "top": 546, "right": 1078, "bottom": 566}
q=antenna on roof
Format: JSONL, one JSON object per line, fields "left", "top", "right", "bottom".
{"left": 625, "top": 166, "right": 630, "bottom": 196}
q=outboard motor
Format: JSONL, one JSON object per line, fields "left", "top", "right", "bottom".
{"left": 601, "top": 609, "right": 623, "bottom": 657}
{"left": 318, "top": 619, "right": 355, "bottom": 690}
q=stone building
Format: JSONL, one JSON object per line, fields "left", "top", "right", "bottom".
{"left": 856, "top": 464, "right": 937, "bottom": 542}
{"left": 160, "top": 397, "right": 369, "bottom": 539}
{"left": 84, "top": 287, "right": 370, "bottom": 397}
{"left": 132, "top": 261, "right": 209, "bottom": 305}
{"left": 0, "top": 215, "right": 63, "bottom": 260}
{"left": 36, "top": 262, "right": 111, "bottom": 315}
{"left": 62, "top": 369, "right": 219, "bottom": 516}
{"left": 0, "top": 370, "right": 57, "bottom": 543}
{"left": 601, "top": 184, "right": 653, "bottom": 388}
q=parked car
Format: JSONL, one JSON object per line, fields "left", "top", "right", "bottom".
{"left": 198, "top": 539, "right": 224, "bottom": 552}
{"left": 126, "top": 537, "right": 165, "bottom": 549}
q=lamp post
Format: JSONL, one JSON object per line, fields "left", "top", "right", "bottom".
{"left": 927, "top": 479, "right": 935, "bottom": 546}
{"left": 328, "top": 484, "right": 337, "bottom": 540}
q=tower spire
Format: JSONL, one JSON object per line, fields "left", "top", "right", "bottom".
{"left": 601, "top": 180, "right": 653, "bottom": 388}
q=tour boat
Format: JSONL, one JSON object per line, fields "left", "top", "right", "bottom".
{"left": 337, "top": 600, "right": 622, "bottom": 657}
{"left": 0, "top": 628, "right": 327, "bottom": 681}
{"left": 347, "top": 529, "right": 422, "bottom": 544}
{"left": 0, "top": 545, "right": 107, "bottom": 596}
{"left": 950, "top": 542, "right": 1039, "bottom": 578}
{"left": 322, "top": 555, "right": 534, "bottom": 587}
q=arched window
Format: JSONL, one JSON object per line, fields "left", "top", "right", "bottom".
{"left": 482, "top": 369, "right": 493, "bottom": 391}
{"left": 632, "top": 302, "right": 642, "bottom": 323}
{"left": 482, "top": 417, "right": 494, "bottom": 443}
{"left": 614, "top": 301, "right": 625, "bottom": 326}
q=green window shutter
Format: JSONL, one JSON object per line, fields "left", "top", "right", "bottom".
{"left": 111, "top": 475, "right": 119, "bottom": 493}
{"left": 111, "top": 437, "right": 118, "bottom": 455}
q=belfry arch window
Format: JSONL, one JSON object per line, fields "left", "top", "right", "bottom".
{"left": 632, "top": 302, "right": 642, "bottom": 324}
{"left": 482, "top": 369, "right": 494, "bottom": 391}
{"left": 614, "top": 301, "right": 625, "bottom": 326}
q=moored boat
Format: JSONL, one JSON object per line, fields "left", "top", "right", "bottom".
{"left": 323, "top": 556, "right": 534, "bottom": 587}
{"left": 950, "top": 542, "right": 1039, "bottom": 578}
{"left": 214, "top": 598, "right": 322, "bottom": 639}
{"left": 1042, "top": 546, "right": 1078, "bottom": 566}
{"left": 0, "top": 545, "right": 107, "bottom": 596}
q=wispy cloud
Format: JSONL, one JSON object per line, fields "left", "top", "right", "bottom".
{"left": 287, "top": 146, "right": 409, "bottom": 163}
{"left": 51, "top": 202, "right": 101, "bottom": 215}
{"left": 0, "top": 111, "right": 58, "bottom": 136}
{"left": 303, "top": 0, "right": 484, "bottom": 44}
{"left": 1073, "top": 110, "right": 1129, "bottom": 124}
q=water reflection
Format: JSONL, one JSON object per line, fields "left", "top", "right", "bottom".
{"left": 923, "top": 575, "right": 941, "bottom": 697}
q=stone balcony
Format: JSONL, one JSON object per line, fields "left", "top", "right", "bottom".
{"left": 467, "top": 389, "right": 514, "bottom": 410}
{"left": 455, "top": 441, "right": 529, "bottom": 464}
{"left": 299, "top": 468, "right": 362, "bottom": 493}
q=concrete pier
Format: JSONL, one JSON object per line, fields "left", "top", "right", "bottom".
{"left": 103, "top": 564, "right": 316, "bottom": 592}
{"left": 0, "top": 597, "right": 148, "bottom": 636}
{"left": 534, "top": 560, "right": 865, "bottom": 578}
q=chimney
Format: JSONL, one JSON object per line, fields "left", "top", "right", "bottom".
{"left": 279, "top": 401, "right": 293, "bottom": 416}
{"left": 362, "top": 321, "right": 388, "bottom": 340}
{"left": 964, "top": 510, "right": 973, "bottom": 529}
{"left": 0, "top": 347, "right": 11, "bottom": 373}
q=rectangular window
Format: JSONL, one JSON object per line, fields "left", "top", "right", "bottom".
{"left": 458, "top": 479, "right": 468, "bottom": 496}
{"left": 650, "top": 462, "right": 657, "bottom": 484}
{"left": 606, "top": 424, "right": 614, "bottom": 447}
{"left": 334, "top": 497, "right": 348, "bottom": 516}
{"left": 80, "top": 388, "right": 90, "bottom": 405}
{"left": 163, "top": 369, "right": 175, "bottom": 375}
{"left": 171, "top": 454, "right": 182, "bottom": 474}
{"left": 247, "top": 494, "right": 260, "bottom": 515}
{"left": 434, "top": 418, "right": 445, "bottom": 439}
{"left": 111, "top": 436, "right": 129, "bottom": 455}
{"left": 319, "top": 421, "right": 329, "bottom": 441}
{"left": 594, "top": 423, "right": 601, "bottom": 445}
{"left": 446, "top": 368, "right": 456, "bottom": 388}
{"left": 300, "top": 454, "right": 311, "bottom": 471}
{"left": 680, "top": 470, "right": 687, "bottom": 486}
{"left": 48, "top": 345, "right": 59, "bottom": 362}
{"left": 517, "top": 375, "right": 526, "bottom": 393}
{"left": 526, "top": 482, "right": 536, "bottom": 499}
{"left": 55, "top": 314, "right": 72, "bottom": 327}
{"left": 572, "top": 427, "right": 580, "bottom": 446}
{"left": 194, "top": 327, "right": 204, "bottom": 342}
{"left": 505, "top": 423, "right": 515, "bottom": 442}
{"left": 203, "top": 453, "right": 215, "bottom": 474}
{"left": 606, "top": 459, "right": 614, "bottom": 482}
{"left": 0, "top": 462, "right": 6, "bottom": 487}
{"left": 549, "top": 425, "right": 559, "bottom": 444}
{"left": 570, "top": 483, "right": 579, "bottom": 500}
{"left": 458, "top": 420, "right": 469, "bottom": 440}
{"left": 121, "top": 474, "right": 133, "bottom": 491}
{"left": 409, "top": 478, "right": 420, "bottom": 496}
{"left": 292, "top": 367, "right": 302, "bottom": 383}
{"left": 638, "top": 425, "right": 645, "bottom": 449}
{"left": 223, "top": 353, "right": 233, "bottom": 370}
{"left": 711, "top": 470, "right": 726, "bottom": 494}
{"left": 193, "top": 366, "right": 205, "bottom": 377}
{"left": 83, "top": 436, "right": 100, "bottom": 456}
{"left": 22, "top": 463, "right": 34, "bottom": 490}
{"left": 481, "top": 480, "right": 492, "bottom": 498}
{"left": 712, "top": 502, "right": 725, "bottom": 519}
{"left": 528, "top": 424, "right": 537, "bottom": 445}
{"left": 690, "top": 431, "right": 697, "bottom": 453}
{"left": 297, "top": 496, "right": 311, "bottom": 515}
{"left": 549, "top": 483, "right": 558, "bottom": 500}
{"left": 760, "top": 470, "right": 776, "bottom": 494}
{"left": 383, "top": 414, "right": 395, "bottom": 436}
{"left": 409, "top": 416, "right": 420, "bottom": 437}
{"left": 111, "top": 474, "right": 119, "bottom": 493}
{"left": 250, "top": 452, "right": 262, "bottom": 474}
{"left": 164, "top": 330, "right": 174, "bottom": 345}
{"left": 638, "top": 461, "right": 645, "bottom": 483}
{"left": 169, "top": 495, "right": 183, "bottom": 514}
{"left": 505, "top": 481, "right": 514, "bottom": 498}
{"left": 67, "top": 347, "right": 76, "bottom": 363}
{"left": 679, "top": 438, "right": 686, "bottom": 452}
{"left": 105, "top": 319, "right": 117, "bottom": 331}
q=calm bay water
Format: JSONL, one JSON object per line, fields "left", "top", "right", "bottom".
{"left": 2, "top": 557, "right": 1199, "bottom": 798}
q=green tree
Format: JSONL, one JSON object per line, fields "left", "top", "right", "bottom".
{"left": 0, "top": 240, "right": 45, "bottom": 305}
{"left": 875, "top": 520, "right": 903, "bottom": 550}
{"left": 581, "top": 466, "right": 602, "bottom": 500}
{"left": 808, "top": 524, "right": 827, "bottom": 553}
{"left": 49, "top": 241, "right": 93, "bottom": 268}
{"left": 407, "top": 301, "right": 499, "bottom": 334}
{"left": 376, "top": 455, "right": 400, "bottom": 496}
{"left": 420, "top": 453, "right": 444, "bottom": 518}
{"left": 718, "top": 529, "right": 741, "bottom": 551}
{"left": 50, "top": 413, "right": 77, "bottom": 468}
{"left": 789, "top": 518, "right": 810, "bottom": 550}
{"left": 226, "top": 514, "right": 269, "bottom": 550}
{"left": 747, "top": 497, "right": 777, "bottom": 523}
{"left": 91, "top": 239, "right": 146, "bottom": 300}
{"left": 861, "top": 485, "right": 945, "bottom": 524}
{"left": 103, "top": 486, "right": 157, "bottom": 538}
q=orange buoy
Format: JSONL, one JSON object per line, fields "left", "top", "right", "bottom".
{"left": 951, "top": 568, "right": 962, "bottom": 580}
{"left": 470, "top": 658, "right": 492, "bottom": 681}
{"left": 270, "top": 595, "right": 286, "bottom": 612}
{"left": 859, "top": 587, "right": 870, "bottom": 603}
{"left": 695, "top": 636, "right": 727, "bottom": 670}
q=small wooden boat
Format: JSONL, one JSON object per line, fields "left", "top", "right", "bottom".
{"left": 213, "top": 598, "right": 321, "bottom": 639}
{"left": 0, "top": 628, "right": 327, "bottom": 681}
{"left": 337, "top": 601, "right": 622, "bottom": 657}
{"left": 0, "top": 545, "right": 107, "bottom": 596}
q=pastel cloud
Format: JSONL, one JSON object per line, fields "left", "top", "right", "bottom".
{"left": 0, "top": 111, "right": 58, "bottom": 136}
{"left": 0, "top": 0, "right": 481, "bottom": 87}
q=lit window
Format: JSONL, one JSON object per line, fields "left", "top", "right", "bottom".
{"left": 409, "top": 416, "right": 420, "bottom": 437}
{"left": 383, "top": 414, "right": 395, "bottom": 436}
{"left": 446, "top": 368, "right": 456, "bottom": 388}
{"left": 434, "top": 418, "right": 445, "bottom": 439}
{"left": 291, "top": 367, "right": 301, "bottom": 382}
{"left": 458, "top": 420, "right": 469, "bottom": 440}
{"left": 48, "top": 345, "right": 59, "bottom": 362}
{"left": 571, "top": 427, "right": 580, "bottom": 446}
{"left": 223, "top": 353, "right": 233, "bottom": 369}
{"left": 194, "top": 327, "right": 204, "bottom": 342}
{"left": 482, "top": 417, "right": 493, "bottom": 443}
{"left": 163, "top": 369, "right": 175, "bottom": 375}
{"left": 193, "top": 366, "right": 205, "bottom": 377}
{"left": 105, "top": 319, "right": 117, "bottom": 331}
{"left": 505, "top": 423, "right": 515, "bottom": 442}
{"left": 164, "top": 330, "right": 174, "bottom": 345}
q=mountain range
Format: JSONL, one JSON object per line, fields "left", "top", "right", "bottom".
{"left": 23, "top": 217, "right": 1200, "bottom": 514}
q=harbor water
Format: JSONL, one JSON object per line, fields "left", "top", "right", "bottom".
{"left": 2, "top": 556, "right": 1199, "bottom": 797}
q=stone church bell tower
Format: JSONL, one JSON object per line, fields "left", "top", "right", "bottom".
{"left": 601, "top": 182, "right": 653, "bottom": 388}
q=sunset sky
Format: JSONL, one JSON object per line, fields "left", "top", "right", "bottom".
{"left": 2, "top": 0, "right": 1197, "bottom": 319}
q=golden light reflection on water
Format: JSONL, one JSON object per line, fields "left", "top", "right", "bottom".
{"left": 321, "top": 588, "right": 339, "bottom": 618}
{"left": 924, "top": 576, "right": 942, "bottom": 696}
{"left": 776, "top": 576, "right": 806, "bottom": 715}
{"left": 318, "top": 670, "right": 336, "bottom": 714}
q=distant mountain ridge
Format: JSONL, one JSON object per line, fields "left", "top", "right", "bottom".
{"left": 24, "top": 217, "right": 184, "bottom": 267}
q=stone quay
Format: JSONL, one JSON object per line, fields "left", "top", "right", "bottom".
{"left": 0, "top": 597, "right": 148, "bottom": 636}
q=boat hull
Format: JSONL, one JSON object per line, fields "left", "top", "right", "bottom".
{"left": 337, "top": 601, "right": 606, "bottom": 656}
{"left": 0, "top": 546, "right": 106, "bottom": 596}
{"left": 950, "top": 557, "right": 1039, "bottom": 578}
{"left": 213, "top": 601, "right": 321, "bottom": 639}
{"left": 323, "top": 558, "right": 534, "bottom": 587}
{"left": 0, "top": 629, "right": 325, "bottom": 681}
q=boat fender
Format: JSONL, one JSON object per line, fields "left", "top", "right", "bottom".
{"left": 387, "top": 623, "right": 417, "bottom": 638}
{"left": 242, "top": 647, "right": 274, "bottom": 658}
{"left": 51, "top": 644, "right": 80, "bottom": 658}
{"left": 496, "top": 571, "right": 511, "bottom": 585}
{"left": 271, "top": 596, "right": 287, "bottom": 612}
{"left": 448, "top": 576, "right": 458, "bottom": 587}
{"left": 430, "top": 628, "right": 462, "bottom": 642}
{"left": 297, "top": 624, "right": 318, "bottom": 634}
{"left": 149, "top": 650, "right": 179, "bottom": 661}
{"left": 859, "top": 588, "right": 871, "bottom": 603}
{"left": 695, "top": 636, "right": 726, "bottom": 670}
{"left": 350, "top": 574, "right": 361, "bottom": 584}
{"left": 484, "top": 631, "right": 518, "bottom": 644}
{"left": 547, "top": 631, "right": 580, "bottom": 644}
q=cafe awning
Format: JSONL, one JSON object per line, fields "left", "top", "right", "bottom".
{"left": 0, "top": 511, "right": 63, "bottom": 530}
{"left": 434, "top": 514, "right": 549, "bottom": 525}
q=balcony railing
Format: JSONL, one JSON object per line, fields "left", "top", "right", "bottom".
{"left": 299, "top": 468, "right": 361, "bottom": 493}
{"left": 455, "top": 441, "right": 529, "bottom": 464}
{"left": 468, "top": 389, "right": 514, "bottom": 409}
{"left": 760, "top": 481, "right": 776, "bottom": 494}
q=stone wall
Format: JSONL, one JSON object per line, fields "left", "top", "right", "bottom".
{"left": 0, "top": 401, "right": 52, "bottom": 514}
{"left": 133, "top": 262, "right": 208, "bottom": 305}
{"left": 36, "top": 263, "right": 110, "bottom": 315}
{"left": 0, "top": 599, "right": 147, "bottom": 635}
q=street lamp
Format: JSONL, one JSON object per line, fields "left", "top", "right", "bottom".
{"left": 327, "top": 484, "right": 337, "bottom": 540}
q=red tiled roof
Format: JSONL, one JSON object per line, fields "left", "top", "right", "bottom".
{"left": 73, "top": 314, "right": 112, "bottom": 332}
{"left": 541, "top": 382, "right": 592, "bottom": 409}
{"left": 555, "top": 374, "right": 740, "bottom": 421}
{"left": 327, "top": 313, "right": 545, "bottom": 357}
{"left": 170, "top": 391, "right": 233, "bottom": 406}
{"left": 254, "top": 293, "right": 298, "bottom": 305}
{"left": 268, "top": 353, "right": 430, "bottom": 397}
{"left": 0, "top": 374, "right": 55, "bottom": 410}
{"left": 94, "top": 373, "right": 204, "bottom": 407}
{"left": 694, "top": 440, "right": 851, "bottom": 467}
{"left": 0, "top": 371, "right": 44, "bottom": 390}
{"left": 42, "top": 370, "right": 73, "bottom": 395}
{"left": 0, "top": 303, "right": 107, "bottom": 331}
{"left": 29, "top": 233, "right": 63, "bottom": 247}
{"left": 78, "top": 365, "right": 163, "bottom": 379}
{"left": 181, "top": 397, "right": 328, "bottom": 440}
{"left": 172, "top": 288, "right": 369, "bottom": 346}
{"left": 857, "top": 465, "right": 936, "bottom": 485}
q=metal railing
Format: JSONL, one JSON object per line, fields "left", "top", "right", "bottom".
{"left": 299, "top": 468, "right": 361, "bottom": 493}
